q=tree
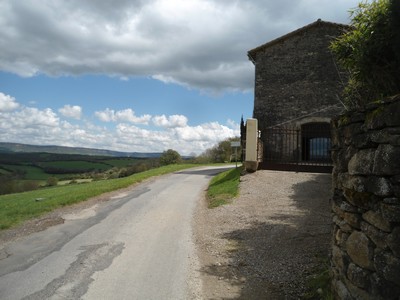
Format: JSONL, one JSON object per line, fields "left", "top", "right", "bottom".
{"left": 159, "top": 149, "right": 182, "bottom": 165}
{"left": 330, "top": 0, "right": 400, "bottom": 109}
{"left": 196, "top": 138, "right": 241, "bottom": 163}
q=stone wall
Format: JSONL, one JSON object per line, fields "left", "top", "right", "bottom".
{"left": 330, "top": 95, "right": 400, "bottom": 299}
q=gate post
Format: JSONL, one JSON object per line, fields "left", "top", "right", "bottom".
{"left": 245, "top": 118, "right": 259, "bottom": 172}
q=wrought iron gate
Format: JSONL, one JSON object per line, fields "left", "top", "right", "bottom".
{"left": 259, "top": 123, "right": 332, "bottom": 173}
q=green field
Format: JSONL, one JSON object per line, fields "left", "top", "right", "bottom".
{"left": 0, "top": 164, "right": 197, "bottom": 230}
{"left": 1, "top": 164, "right": 50, "bottom": 180}
{"left": 0, "top": 152, "right": 164, "bottom": 196}
{"left": 102, "top": 158, "right": 140, "bottom": 168}
{"left": 0, "top": 153, "right": 152, "bottom": 180}
{"left": 39, "top": 160, "right": 111, "bottom": 171}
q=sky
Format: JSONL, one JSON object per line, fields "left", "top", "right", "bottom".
{"left": 0, "top": 0, "right": 363, "bottom": 156}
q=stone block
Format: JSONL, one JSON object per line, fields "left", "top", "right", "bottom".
{"left": 387, "top": 227, "right": 400, "bottom": 258}
{"left": 361, "top": 221, "right": 388, "bottom": 249}
{"left": 346, "top": 231, "right": 375, "bottom": 270}
{"left": 365, "top": 107, "right": 386, "bottom": 130}
{"left": 370, "top": 272, "right": 400, "bottom": 299}
{"left": 385, "top": 101, "right": 400, "bottom": 127}
{"left": 381, "top": 202, "right": 400, "bottom": 222}
{"left": 332, "top": 245, "right": 346, "bottom": 271}
{"left": 343, "top": 188, "right": 376, "bottom": 210}
{"left": 335, "top": 229, "right": 350, "bottom": 248}
{"left": 345, "top": 277, "right": 376, "bottom": 300}
{"left": 373, "top": 144, "right": 400, "bottom": 175}
{"left": 342, "top": 175, "right": 367, "bottom": 192}
{"left": 383, "top": 197, "right": 399, "bottom": 204}
{"left": 333, "top": 194, "right": 358, "bottom": 213}
{"left": 347, "top": 263, "right": 371, "bottom": 288}
{"left": 370, "top": 130, "right": 391, "bottom": 144}
{"left": 374, "top": 250, "right": 400, "bottom": 285}
{"left": 343, "top": 123, "right": 363, "bottom": 145}
{"left": 366, "top": 177, "right": 392, "bottom": 197}
{"left": 343, "top": 212, "right": 361, "bottom": 229}
{"left": 352, "top": 132, "right": 375, "bottom": 149}
{"left": 333, "top": 279, "right": 352, "bottom": 300}
{"left": 342, "top": 176, "right": 392, "bottom": 197}
{"left": 362, "top": 210, "right": 392, "bottom": 232}
{"left": 333, "top": 215, "right": 353, "bottom": 232}
{"left": 348, "top": 149, "right": 375, "bottom": 175}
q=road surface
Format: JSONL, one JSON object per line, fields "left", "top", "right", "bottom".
{"left": 0, "top": 166, "right": 232, "bottom": 300}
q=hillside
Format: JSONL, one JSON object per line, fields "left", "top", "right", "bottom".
{"left": 0, "top": 142, "right": 162, "bottom": 158}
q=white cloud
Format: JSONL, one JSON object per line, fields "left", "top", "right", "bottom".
{"left": 59, "top": 105, "right": 82, "bottom": 119}
{"left": 227, "top": 118, "right": 239, "bottom": 130}
{"left": 0, "top": 0, "right": 361, "bottom": 92}
{"left": 95, "top": 108, "right": 151, "bottom": 124}
{"left": 0, "top": 92, "right": 239, "bottom": 155}
{"left": 152, "top": 114, "right": 188, "bottom": 128}
{"left": 0, "top": 92, "right": 20, "bottom": 111}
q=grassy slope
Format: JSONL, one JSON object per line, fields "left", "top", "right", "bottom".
{"left": 207, "top": 167, "right": 241, "bottom": 208}
{"left": 0, "top": 164, "right": 197, "bottom": 230}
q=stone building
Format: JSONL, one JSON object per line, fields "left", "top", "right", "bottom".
{"left": 247, "top": 19, "right": 349, "bottom": 172}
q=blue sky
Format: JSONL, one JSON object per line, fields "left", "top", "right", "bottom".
{"left": 0, "top": 0, "right": 362, "bottom": 155}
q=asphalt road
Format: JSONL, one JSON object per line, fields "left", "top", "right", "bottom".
{"left": 0, "top": 166, "right": 232, "bottom": 300}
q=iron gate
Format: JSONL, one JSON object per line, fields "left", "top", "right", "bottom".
{"left": 259, "top": 123, "right": 333, "bottom": 173}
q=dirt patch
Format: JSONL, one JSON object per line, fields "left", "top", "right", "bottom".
{"left": 193, "top": 169, "right": 332, "bottom": 299}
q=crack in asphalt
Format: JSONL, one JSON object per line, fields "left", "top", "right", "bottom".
{"left": 22, "top": 242, "right": 125, "bottom": 300}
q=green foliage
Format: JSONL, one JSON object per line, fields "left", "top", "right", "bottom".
{"left": 0, "top": 164, "right": 197, "bottom": 230}
{"left": 207, "top": 167, "right": 241, "bottom": 208}
{"left": 196, "top": 138, "right": 241, "bottom": 164}
{"left": 159, "top": 149, "right": 182, "bottom": 165}
{"left": 303, "top": 256, "right": 333, "bottom": 299}
{"left": 330, "top": 0, "right": 400, "bottom": 109}
{"left": 46, "top": 176, "right": 59, "bottom": 186}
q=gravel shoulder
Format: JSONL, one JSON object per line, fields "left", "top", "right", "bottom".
{"left": 193, "top": 169, "right": 332, "bottom": 299}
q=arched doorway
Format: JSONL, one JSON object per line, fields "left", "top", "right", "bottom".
{"left": 301, "top": 122, "right": 331, "bottom": 162}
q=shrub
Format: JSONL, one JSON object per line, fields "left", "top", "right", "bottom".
{"left": 330, "top": 0, "right": 400, "bottom": 109}
{"left": 46, "top": 176, "right": 59, "bottom": 186}
{"left": 159, "top": 149, "right": 182, "bottom": 166}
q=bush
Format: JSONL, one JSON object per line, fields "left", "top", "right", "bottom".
{"left": 330, "top": 0, "right": 400, "bottom": 109}
{"left": 46, "top": 176, "right": 59, "bottom": 186}
{"left": 159, "top": 149, "right": 182, "bottom": 166}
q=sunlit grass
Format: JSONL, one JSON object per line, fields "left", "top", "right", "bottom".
{"left": 0, "top": 164, "right": 197, "bottom": 230}
{"left": 207, "top": 166, "right": 241, "bottom": 208}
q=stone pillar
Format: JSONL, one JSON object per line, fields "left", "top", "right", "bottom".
{"left": 245, "top": 118, "right": 259, "bottom": 172}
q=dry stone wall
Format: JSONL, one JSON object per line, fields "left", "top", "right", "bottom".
{"left": 330, "top": 95, "right": 400, "bottom": 299}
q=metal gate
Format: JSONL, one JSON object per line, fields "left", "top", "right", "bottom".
{"left": 259, "top": 123, "right": 332, "bottom": 173}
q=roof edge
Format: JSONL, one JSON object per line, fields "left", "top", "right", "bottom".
{"left": 247, "top": 19, "right": 351, "bottom": 63}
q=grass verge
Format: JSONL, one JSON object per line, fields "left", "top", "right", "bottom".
{"left": 303, "top": 256, "right": 333, "bottom": 300}
{"left": 0, "top": 164, "right": 196, "bottom": 230}
{"left": 207, "top": 166, "right": 241, "bottom": 208}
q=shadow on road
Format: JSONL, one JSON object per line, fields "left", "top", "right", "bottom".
{"left": 199, "top": 172, "right": 332, "bottom": 299}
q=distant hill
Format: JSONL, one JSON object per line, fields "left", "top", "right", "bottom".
{"left": 0, "top": 142, "right": 162, "bottom": 158}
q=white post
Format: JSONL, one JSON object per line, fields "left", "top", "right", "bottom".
{"left": 245, "top": 118, "right": 259, "bottom": 172}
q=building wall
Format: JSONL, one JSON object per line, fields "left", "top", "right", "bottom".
{"left": 252, "top": 23, "right": 347, "bottom": 133}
